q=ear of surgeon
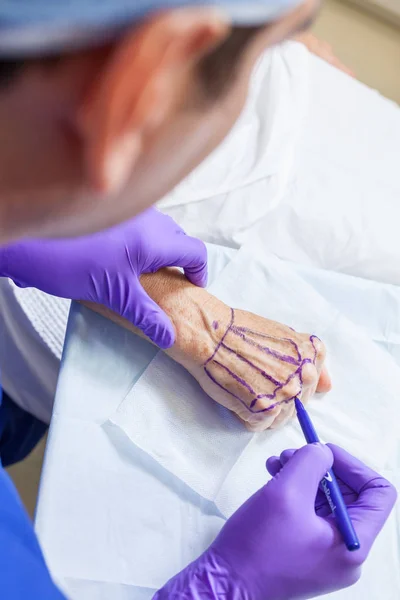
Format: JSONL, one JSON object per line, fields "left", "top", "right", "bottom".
{"left": 0, "top": 1, "right": 318, "bottom": 244}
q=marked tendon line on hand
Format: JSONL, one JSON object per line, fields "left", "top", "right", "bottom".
{"left": 203, "top": 309, "right": 318, "bottom": 414}
{"left": 232, "top": 326, "right": 302, "bottom": 362}
{"left": 220, "top": 342, "right": 281, "bottom": 387}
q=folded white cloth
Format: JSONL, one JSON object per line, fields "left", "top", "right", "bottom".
{"left": 256, "top": 55, "right": 400, "bottom": 285}
{"left": 158, "top": 41, "right": 309, "bottom": 247}
{"left": 110, "top": 235, "right": 400, "bottom": 517}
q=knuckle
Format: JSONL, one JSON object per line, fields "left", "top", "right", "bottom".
{"left": 302, "top": 362, "right": 318, "bottom": 386}
{"left": 250, "top": 409, "right": 279, "bottom": 431}
{"left": 285, "top": 379, "right": 300, "bottom": 399}
{"left": 313, "top": 337, "right": 327, "bottom": 361}
{"left": 376, "top": 481, "right": 398, "bottom": 508}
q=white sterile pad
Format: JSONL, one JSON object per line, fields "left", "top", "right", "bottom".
{"left": 109, "top": 235, "right": 400, "bottom": 517}
{"left": 110, "top": 355, "right": 253, "bottom": 502}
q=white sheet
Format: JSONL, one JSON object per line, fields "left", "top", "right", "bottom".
{"left": 35, "top": 243, "right": 400, "bottom": 600}
{"left": 256, "top": 54, "right": 400, "bottom": 285}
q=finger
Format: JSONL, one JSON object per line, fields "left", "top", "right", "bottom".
{"left": 266, "top": 456, "right": 283, "bottom": 477}
{"left": 348, "top": 483, "right": 397, "bottom": 551}
{"left": 270, "top": 402, "right": 295, "bottom": 430}
{"left": 327, "top": 444, "right": 397, "bottom": 549}
{"left": 270, "top": 448, "right": 337, "bottom": 514}
{"left": 182, "top": 237, "right": 208, "bottom": 288}
{"left": 238, "top": 402, "right": 282, "bottom": 432}
{"left": 280, "top": 449, "right": 297, "bottom": 465}
{"left": 304, "top": 337, "right": 331, "bottom": 394}
{"left": 159, "top": 235, "right": 208, "bottom": 288}
{"left": 278, "top": 443, "right": 334, "bottom": 504}
{"left": 121, "top": 282, "right": 175, "bottom": 349}
{"left": 278, "top": 447, "right": 338, "bottom": 515}
{"left": 317, "top": 366, "right": 332, "bottom": 393}
{"left": 243, "top": 411, "right": 279, "bottom": 432}
{"left": 327, "top": 444, "right": 392, "bottom": 495}
{"left": 299, "top": 364, "right": 318, "bottom": 408}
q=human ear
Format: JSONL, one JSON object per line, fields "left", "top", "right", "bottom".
{"left": 77, "top": 7, "right": 229, "bottom": 194}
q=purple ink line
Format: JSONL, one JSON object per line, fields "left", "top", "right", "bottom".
{"left": 309, "top": 335, "right": 320, "bottom": 365}
{"left": 259, "top": 394, "right": 300, "bottom": 414}
{"left": 252, "top": 362, "right": 305, "bottom": 410}
{"left": 207, "top": 356, "right": 302, "bottom": 414}
{"left": 204, "top": 363, "right": 300, "bottom": 415}
{"left": 211, "top": 359, "right": 256, "bottom": 396}
{"left": 204, "top": 366, "right": 255, "bottom": 413}
{"left": 202, "top": 308, "right": 320, "bottom": 416}
{"left": 231, "top": 327, "right": 300, "bottom": 366}
{"left": 233, "top": 326, "right": 302, "bottom": 362}
{"left": 221, "top": 342, "right": 281, "bottom": 387}
{"left": 204, "top": 308, "right": 234, "bottom": 368}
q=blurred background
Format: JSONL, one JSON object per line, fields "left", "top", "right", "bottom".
{"left": 313, "top": 0, "right": 400, "bottom": 103}
{"left": 6, "top": 0, "right": 400, "bottom": 522}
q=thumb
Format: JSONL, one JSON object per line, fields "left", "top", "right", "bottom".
{"left": 161, "top": 234, "right": 208, "bottom": 288}
{"left": 120, "top": 282, "right": 176, "bottom": 350}
{"left": 317, "top": 366, "right": 332, "bottom": 393}
{"left": 279, "top": 444, "right": 334, "bottom": 503}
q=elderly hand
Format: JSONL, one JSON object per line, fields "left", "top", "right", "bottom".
{"left": 188, "top": 306, "right": 331, "bottom": 431}
{"left": 84, "top": 267, "right": 331, "bottom": 431}
{"left": 155, "top": 444, "right": 397, "bottom": 600}
{"left": 0, "top": 209, "right": 207, "bottom": 349}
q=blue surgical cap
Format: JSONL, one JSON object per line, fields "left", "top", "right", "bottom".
{"left": 0, "top": 0, "right": 303, "bottom": 57}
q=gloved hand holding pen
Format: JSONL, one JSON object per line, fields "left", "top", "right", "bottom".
{"left": 155, "top": 444, "right": 397, "bottom": 600}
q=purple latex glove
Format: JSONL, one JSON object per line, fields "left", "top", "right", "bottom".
{"left": 0, "top": 209, "right": 207, "bottom": 349}
{"left": 154, "top": 444, "right": 397, "bottom": 600}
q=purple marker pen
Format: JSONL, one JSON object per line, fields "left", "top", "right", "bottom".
{"left": 294, "top": 398, "right": 360, "bottom": 552}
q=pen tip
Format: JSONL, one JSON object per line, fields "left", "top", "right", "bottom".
{"left": 294, "top": 397, "right": 304, "bottom": 411}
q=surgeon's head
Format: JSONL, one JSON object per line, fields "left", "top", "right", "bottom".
{"left": 0, "top": 0, "right": 318, "bottom": 243}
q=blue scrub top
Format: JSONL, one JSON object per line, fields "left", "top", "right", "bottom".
{"left": 0, "top": 383, "right": 66, "bottom": 599}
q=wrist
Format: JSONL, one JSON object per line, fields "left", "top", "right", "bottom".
{"left": 153, "top": 550, "right": 251, "bottom": 600}
{"left": 140, "top": 269, "right": 231, "bottom": 365}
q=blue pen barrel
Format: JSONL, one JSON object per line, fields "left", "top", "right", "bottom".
{"left": 320, "top": 470, "right": 360, "bottom": 552}
{"left": 294, "top": 398, "right": 361, "bottom": 552}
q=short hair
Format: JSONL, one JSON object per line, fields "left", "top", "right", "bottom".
{"left": 0, "top": 26, "right": 262, "bottom": 96}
